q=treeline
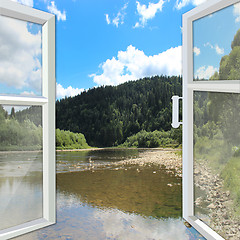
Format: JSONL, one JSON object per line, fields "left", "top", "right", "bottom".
{"left": 15, "top": 106, "right": 42, "bottom": 127}
{"left": 56, "top": 75, "right": 182, "bottom": 147}
{"left": 0, "top": 106, "right": 89, "bottom": 151}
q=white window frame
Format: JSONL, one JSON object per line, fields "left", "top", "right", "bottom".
{"left": 0, "top": 0, "right": 55, "bottom": 239}
{"left": 182, "top": 0, "right": 240, "bottom": 239}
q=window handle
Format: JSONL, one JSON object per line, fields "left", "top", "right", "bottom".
{"left": 171, "top": 96, "right": 183, "bottom": 128}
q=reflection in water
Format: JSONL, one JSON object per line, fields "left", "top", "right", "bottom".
{"left": 194, "top": 92, "right": 240, "bottom": 239}
{"left": 193, "top": 3, "right": 240, "bottom": 81}
{"left": 15, "top": 191, "right": 201, "bottom": 240}
{"left": 94, "top": 208, "right": 185, "bottom": 240}
{"left": 55, "top": 192, "right": 189, "bottom": 240}
{"left": 0, "top": 152, "right": 43, "bottom": 230}
{"left": 11, "top": 150, "right": 205, "bottom": 239}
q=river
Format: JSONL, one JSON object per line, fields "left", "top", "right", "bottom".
{"left": 0, "top": 149, "right": 205, "bottom": 239}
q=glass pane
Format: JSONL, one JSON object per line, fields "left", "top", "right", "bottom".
{"left": 0, "top": 105, "right": 43, "bottom": 230}
{"left": 193, "top": 3, "right": 240, "bottom": 80}
{"left": 0, "top": 15, "right": 42, "bottom": 96}
{"left": 193, "top": 91, "right": 240, "bottom": 239}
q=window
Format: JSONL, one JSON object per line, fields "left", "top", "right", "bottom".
{"left": 182, "top": 0, "right": 240, "bottom": 239}
{"left": 0, "top": 0, "right": 55, "bottom": 239}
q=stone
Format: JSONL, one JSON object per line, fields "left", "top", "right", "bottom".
{"left": 207, "top": 203, "right": 217, "bottom": 209}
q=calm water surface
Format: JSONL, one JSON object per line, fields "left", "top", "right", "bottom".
{"left": 1, "top": 149, "right": 205, "bottom": 240}
{"left": 0, "top": 151, "right": 43, "bottom": 230}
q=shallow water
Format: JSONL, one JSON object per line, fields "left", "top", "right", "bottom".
{"left": 0, "top": 149, "right": 205, "bottom": 239}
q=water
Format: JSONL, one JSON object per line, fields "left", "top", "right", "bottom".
{"left": 0, "top": 149, "right": 205, "bottom": 239}
{"left": 0, "top": 151, "right": 43, "bottom": 230}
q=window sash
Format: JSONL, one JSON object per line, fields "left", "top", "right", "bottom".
{"left": 182, "top": 0, "right": 240, "bottom": 239}
{"left": 0, "top": 1, "right": 55, "bottom": 239}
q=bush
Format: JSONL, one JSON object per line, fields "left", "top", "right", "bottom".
{"left": 0, "top": 118, "right": 42, "bottom": 150}
{"left": 121, "top": 130, "right": 179, "bottom": 148}
{"left": 56, "top": 128, "right": 90, "bottom": 149}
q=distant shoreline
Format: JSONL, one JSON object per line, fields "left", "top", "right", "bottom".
{"left": 0, "top": 147, "right": 180, "bottom": 153}
{"left": 56, "top": 147, "right": 181, "bottom": 152}
{"left": 0, "top": 150, "right": 42, "bottom": 154}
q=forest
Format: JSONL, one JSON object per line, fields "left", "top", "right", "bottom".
{"left": 0, "top": 75, "right": 182, "bottom": 150}
{"left": 56, "top": 75, "right": 182, "bottom": 147}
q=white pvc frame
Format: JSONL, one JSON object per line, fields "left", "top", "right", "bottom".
{"left": 182, "top": 0, "right": 240, "bottom": 239}
{"left": 0, "top": 1, "right": 55, "bottom": 239}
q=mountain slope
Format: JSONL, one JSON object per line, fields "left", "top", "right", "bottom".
{"left": 56, "top": 75, "right": 182, "bottom": 147}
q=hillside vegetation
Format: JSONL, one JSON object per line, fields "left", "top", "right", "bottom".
{"left": 56, "top": 75, "right": 182, "bottom": 147}
{"left": 0, "top": 106, "right": 42, "bottom": 151}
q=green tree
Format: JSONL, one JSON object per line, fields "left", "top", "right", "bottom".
{"left": 10, "top": 107, "right": 15, "bottom": 119}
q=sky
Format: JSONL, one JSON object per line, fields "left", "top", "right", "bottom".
{"left": 193, "top": 3, "right": 240, "bottom": 79}
{"left": 1, "top": 0, "right": 240, "bottom": 99}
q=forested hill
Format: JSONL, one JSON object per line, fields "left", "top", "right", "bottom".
{"left": 56, "top": 75, "right": 182, "bottom": 147}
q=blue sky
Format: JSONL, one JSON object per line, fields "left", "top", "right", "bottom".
{"left": 1, "top": 0, "right": 240, "bottom": 98}
{"left": 193, "top": 3, "right": 240, "bottom": 79}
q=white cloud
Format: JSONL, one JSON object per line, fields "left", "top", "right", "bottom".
{"left": 215, "top": 44, "right": 224, "bottom": 55}
{"left": 11, "top": 0, "right": 34, "bottom": 7}
{"left": 195, "top": 65, "right": 218, "bottom": 80}
{"left": 175, "top": 0, "right": 206, "bottom": 10}
{"left": 56, "top": 192, "right": 190, "bottom": 240}
{"left": 94, "top": 209, "right": 189, "bottom": 240}
{"left": 0, "top": 15, "right": 41, "bottom": 93}
{"left": 105, "top": 14, "right": 110, "bottom": 25}
{"left": 47, "top": 1, "right": 66, "bottom": 21}
{"left": 233, "top": 2, "right": 240, "bottom": 23}
{"left": 204, "top": 42, "right": 214, "bottom": 49}
{"left": 56, "top": 83, "right": 84, "bottom": 99}
{"left": 89, "top": 45, "right": 182, "bottom": 86}
{"left": 193, "top": 47, "right": 200, "bottom": 56}
{"left": 134, "top": 0, "right": 165, "bottom": 28}
{"left": 105, "top": 3, "right": 128, "bottom": 28}
{"left": 204, "top": 42, "right": 224, "bottom": 55}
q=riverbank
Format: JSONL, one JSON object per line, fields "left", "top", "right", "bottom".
{"left": 112, "top": 148, "right": 182, "bottom": 177}
{"left": 56, "top": 147, "right": 181, "bottom": 152}
{"left": 56, "top": 147, "right": 102, "bottom": 152}
{"left": 56, "top": 148, "right": 182, "bottom": 177}
{"left": 194, "top": 161, "right": 240, "bottom": 239}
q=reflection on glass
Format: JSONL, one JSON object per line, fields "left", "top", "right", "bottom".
{"left": 0, "top": 105, "right": 43, "bottom": 230}
{"left": 193, "top": 3, "right": 240, "bottom": 81}
{"left": 193, "top": 91, "right": 240, "bottom": 239}
{"left": 0, "top": 15, "right": 42, "bottom": 96}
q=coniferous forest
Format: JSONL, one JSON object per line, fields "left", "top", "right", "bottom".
{"left": 0, "top": 75, "right": 182, "bottom": 150}
{"left": 56, "top": 75, "right": 182, "bottom": 147}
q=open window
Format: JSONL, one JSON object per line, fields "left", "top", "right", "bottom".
{"left": 0, "top": 0, "right": 55, "bottom": 239}
{"left": 181, "top": 0, "right": 240, "bottom": 239}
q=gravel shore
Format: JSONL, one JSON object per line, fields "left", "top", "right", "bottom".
{"left": 194, "top": 161, "right": 240, "bottom": 239}
{"left": 113, "top": 149, "right": 182, "bottom": 177}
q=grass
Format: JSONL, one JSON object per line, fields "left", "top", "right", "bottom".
{"left": 221, "top": 156, "right": 240, "bottom": 215}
